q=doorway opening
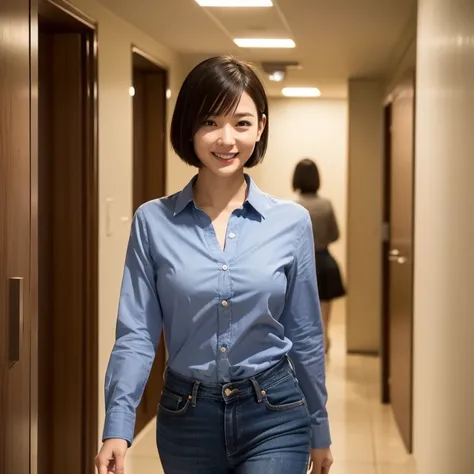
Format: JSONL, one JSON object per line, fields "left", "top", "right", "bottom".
{"left": 381, "top": 102, "right": 392, "bottom": 405}
{"left": 131, "top": 47, "right": 168, "bottom": 436}
{"left": 132, "top": 48, "right": 168, "bottom": 210}
{"left": 37, "top": 1, "right": 98, "bottom": 473}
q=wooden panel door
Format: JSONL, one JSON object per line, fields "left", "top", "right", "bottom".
{"left": 0, "top": 0, "right": 33, "bottom": 473}
{"left": 388, "top": 72, "right": 415, "bottom": 452}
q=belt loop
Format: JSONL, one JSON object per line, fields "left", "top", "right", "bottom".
{"left": 250, "top": 377, "right": 263, "bottom": 403}
{"left": 191, "top": 381, "right": 200, "bottom": 407}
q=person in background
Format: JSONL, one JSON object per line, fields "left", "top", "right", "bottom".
{"left": 95, "top": 56, "right": 333, "bottom": 474}
{"left": 292, "top": 159, "right": 346, "bottom": 353}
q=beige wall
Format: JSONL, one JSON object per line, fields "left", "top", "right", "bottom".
{"left": 346, "top": 79, "right": 384, "bottom": 353}
{"left": 413, "top": 0, "right": 474, "bottom": 471}
{"left": 250, "top": 98, "right": 348, "bottom": 277}
{"left": 67, "top": 0, "right": 191, "bottom": 444}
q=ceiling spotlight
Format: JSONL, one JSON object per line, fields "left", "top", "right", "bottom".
{"left": 269, "top": 71, "right": 285, "bottom": 82}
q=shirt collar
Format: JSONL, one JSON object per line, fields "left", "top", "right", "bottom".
{"left": 173, "top": 173, "right": 270, "bottom": 219}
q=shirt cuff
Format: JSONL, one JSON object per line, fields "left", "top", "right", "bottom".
{"left": 102, "top": 411, "right": 136, "bottom": 447}
{"left": 310, "top": 421, "right": 332, "bottom": 449}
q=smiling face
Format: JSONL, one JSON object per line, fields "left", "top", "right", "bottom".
{"left": 193, "top": 92, "right": 266, "bottom": 178}
{"left": 171, "top": 56, "right": 270, "bottom": 170}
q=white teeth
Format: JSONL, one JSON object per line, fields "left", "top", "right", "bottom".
{"left": 214, "top": 153, "right": 237, "bottom": 159}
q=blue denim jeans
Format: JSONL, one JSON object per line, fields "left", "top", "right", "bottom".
{"left": 156, "top": 356, "right": 311, "bottom": 473}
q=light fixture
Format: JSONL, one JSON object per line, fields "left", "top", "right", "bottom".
{"left": 269, "top": 71, "right": 285, "bottom": 82}
{"left": 195, "top": 0, "right": 272, "bottom": 6}
{"left": 233, "top": 38, "right": 295, "bottom": 48}
{"left": 129, "top": 86, "right": 135, "bottom": 97}
{"left": 282, "top": 87, "right": 321, "bottom": 97}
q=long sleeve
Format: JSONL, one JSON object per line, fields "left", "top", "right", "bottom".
{"left": 102, "top": 207, "right": 163, "bottom": 446}
{"left": 280, "top": 211, "right": 331, "bottom": 449}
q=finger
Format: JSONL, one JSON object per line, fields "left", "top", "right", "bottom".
{"left": 115, "top": 453, "right": 125, "bottom": 474}
{"left": 311, "top": 461, "right": 322, "bottom": 474}
{"left": 97, "top": 459, "right": 108, "bottom": 474}
{"left": 322, "top": 464, "right": 331, "bottom": 474}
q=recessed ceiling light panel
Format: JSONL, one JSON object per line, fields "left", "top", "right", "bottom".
{"left": 233, "top": 38, "right": 295, "bottom": 48}
{"left": 195, "top": 0, "right": 273, "bottom": 6}
{"left": 282, "top": 87, "right": 321, "bottom": 97}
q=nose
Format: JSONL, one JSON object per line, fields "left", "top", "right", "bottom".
{"left": 217, "top": 124, "right": 236, "bottom": 146}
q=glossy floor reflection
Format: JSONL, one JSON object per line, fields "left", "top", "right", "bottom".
{"left": 325, "top": 305, "right": 417, "bottom": 474}
{"left": 125, "top": 302, "right": 417, "bottom": 473}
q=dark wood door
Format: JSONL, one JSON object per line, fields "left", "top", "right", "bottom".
{"left": 0, "top": 0, "right": 33, "bottom": 473}
{"left": 132, "top": 50, "right": 168, "bottom": 436}
{"left": 37, "top": 3, "right": 98, "bottom": 473}
{"left": 388, "top": 72, "right": 415, "bottom": 452}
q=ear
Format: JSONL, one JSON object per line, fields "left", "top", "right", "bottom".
{"left": 256, "top": 114, "right": 267, "bottom": 142}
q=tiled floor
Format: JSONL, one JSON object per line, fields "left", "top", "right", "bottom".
{"left": 126, "top": 302, "right": 418, "bottom": 473}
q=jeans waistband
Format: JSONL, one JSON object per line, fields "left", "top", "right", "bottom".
{"left": 163, "top": 356, "right": 295, "bottom": 407}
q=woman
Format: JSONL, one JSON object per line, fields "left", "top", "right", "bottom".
{"left": 95, "top": 56, "right": 333, "bottom": 474}
{"left": 292, "top": 159, "right": 346, "bottom": 353}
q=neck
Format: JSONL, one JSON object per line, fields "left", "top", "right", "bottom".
{"left": 194, "top": 169, "right": 247, "bottom": 212}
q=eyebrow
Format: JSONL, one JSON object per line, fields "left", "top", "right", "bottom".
{"left": 208, "top": 112, "right": 255, "bottom": 119}
{"left": 233, "top": 112, "right": 255, "bottom": 118}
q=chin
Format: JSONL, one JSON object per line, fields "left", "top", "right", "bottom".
{"left": 204, "top": 159, "right": 246, "bottom": 178}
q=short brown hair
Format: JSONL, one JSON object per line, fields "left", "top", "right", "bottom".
{"left": 292, "top": 158, "right": 320, "bottom": 194}
{"left": 171, "top": 55, "right": 269, "bottom": 168}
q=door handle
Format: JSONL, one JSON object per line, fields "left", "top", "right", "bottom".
{"left": 8, "top": 277, "right": 23, "bottom": 368}
{"left": 389, "top": 255, "right": 408, "bottom": 264}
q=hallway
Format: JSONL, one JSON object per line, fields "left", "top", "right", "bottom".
{"left": 126, "top": 302, "right": 417, "bottom": 474}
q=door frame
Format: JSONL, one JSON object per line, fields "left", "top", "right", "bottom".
{"left": 32, "top": 1, "right": 99, "bottom": 472}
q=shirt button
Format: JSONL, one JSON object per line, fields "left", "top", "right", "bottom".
{"left": 221, "top": 300, "right": 228, "bottom": 307}
{"left": 220, "top": 346, "right": 227, "bottom": 353}
{"left": 222, "top": 264, "right": 228, "bottom": 271}
{"left": 228, "top": 232, "right": 236, "bottom": 239}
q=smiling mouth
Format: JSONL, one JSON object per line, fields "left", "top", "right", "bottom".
{"left": 212, "top": 152, "right": 239, "bottom": 160}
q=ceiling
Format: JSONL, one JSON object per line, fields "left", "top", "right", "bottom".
{"left": 97, "top": 0, "right": 416, "bottom": 98}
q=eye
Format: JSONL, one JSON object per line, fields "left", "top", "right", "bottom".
{"left": 237, "top": 120, "right": 252, "bottom": 127}
{"left": 203, "top": 119, "right": 216, "bottom": 127}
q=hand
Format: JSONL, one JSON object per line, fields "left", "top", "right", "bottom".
{"left": 95, "top": 438, "right": 128, "bottom": 474}
{"left": 309, "top": 447, "right": 333, "bottom": 474}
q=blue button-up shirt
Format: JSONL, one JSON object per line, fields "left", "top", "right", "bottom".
{"left": 103, "top": 174, "right": 331, "bottom": 449}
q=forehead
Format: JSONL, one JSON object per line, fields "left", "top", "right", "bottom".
{"left": 235, "top": 92, "right": 257, "bottom": 111}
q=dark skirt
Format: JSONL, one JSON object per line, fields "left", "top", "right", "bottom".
{"left": 315, "top": 249, "right": 346, "bottom": 301}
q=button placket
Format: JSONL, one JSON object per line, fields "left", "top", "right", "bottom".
{"left": 215, "top": 214, "right": 242, "bottom": 372}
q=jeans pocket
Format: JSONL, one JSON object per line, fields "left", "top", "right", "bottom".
{"left": 261, "top": 373, "right": 305, "bottom": 411}
{"left": 159, "top": 388, "right": 191, "bottom": 415}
